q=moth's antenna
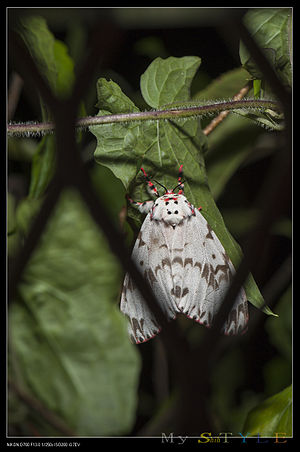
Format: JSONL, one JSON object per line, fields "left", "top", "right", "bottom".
{"left": 153, "top": 180, "right": 168, "bottom": 193}
{"left": 172, "top": 180, "right": 185, "bottom": 192}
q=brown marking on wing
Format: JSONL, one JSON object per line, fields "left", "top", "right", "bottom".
{"left": 137, "top": 232, "right": 146, "bottom": 248}
{"left": 206, "top": 223, "right": 214, "bottom": 239}
{"left": 172, "top": 256, "right": 183, "bottom": 266}
{"left": 184, "top": 257, "right": 193, "bottom": 267}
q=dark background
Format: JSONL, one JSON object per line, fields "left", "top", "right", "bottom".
{"left": 8, "top": 7, "right": 291, "bottom": 437}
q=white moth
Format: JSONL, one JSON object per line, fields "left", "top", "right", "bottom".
{"left": 120, "top": 166, "right": 249, "bottom": 344}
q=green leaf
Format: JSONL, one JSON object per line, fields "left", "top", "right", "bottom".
{"left": 15, "top": 197, "right": 41, "bottom": 241}
{"left": 16, "top": 16, "right": 76, "bottom": 199}
{"left": 16, "top": 15, "right": 75, "bottom": 100}
{"left": 53, "top": 39, "right": 75, "bottom": 99}
{"left": 193, "top": 67, "right": 250, "bottom": 101}
{"left": 140, "top": 56, "right": 202, "bottom": 108}
{"left": 92, "top": 78, "right": 144, "bottom": 189}
{"left": 16, "top": 15, "right": 57, "bottom": 96}
{"left": 233, "top": 108, "right": 284, "bottom": 131}
{"left": 243, "top": 385, "right": 292, "bottom": 437}
{"left": 28, "top": 135, "right": 56, "bottom": 199}
{"left": 90, "top": 56, "right": 273, "bottom": 315}
{"left": 239, "top": 8, "right": 292, "bottom": 87}
{"left": 9, "top": 190, "right": 140, "bottom": 435}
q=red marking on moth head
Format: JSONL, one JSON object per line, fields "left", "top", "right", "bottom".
{"left": 164, "top": 196, "right": 178, "bottom": 202}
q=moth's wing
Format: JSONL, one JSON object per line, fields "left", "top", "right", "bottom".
{"left": 177, "top": 210, "right": 249, "bottom": 335}
{"left": 120, "top": 216, "right": 177, "bottom": 344}
{"left": 120, "top": 272, "right": 160, "bottom": 344}
{"left": 146, "top": 219, "right": 181, "bottom": 318}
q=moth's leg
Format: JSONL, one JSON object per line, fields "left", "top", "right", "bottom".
{"left": 126, "top": 195, "right": 154, "bottom": 213}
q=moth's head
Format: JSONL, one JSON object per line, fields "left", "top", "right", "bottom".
{"left": 151, "top": 192, "right": 194, "bottom": 226}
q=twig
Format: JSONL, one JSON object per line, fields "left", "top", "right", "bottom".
{"left": 203, "top": 85, "right": 250, "bottom": 135}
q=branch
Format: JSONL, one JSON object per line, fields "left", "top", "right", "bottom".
{"left": 7, "top": 98, "right": 280, "bottom": 137}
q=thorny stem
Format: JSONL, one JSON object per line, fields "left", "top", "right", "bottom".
{"left": 7, "top": 98, "right": 280, "bottom": 137}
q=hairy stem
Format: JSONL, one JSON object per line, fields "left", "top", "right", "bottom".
{"left": 7, "top": 98, "right": 280, "bottom": 137}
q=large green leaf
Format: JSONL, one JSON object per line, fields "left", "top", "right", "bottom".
{"left": 90, "top": 56, "right": 273, "bottom": 315}
{"left": 16, "top": 15, "right": 75, "bottom": 98}
{"left": 9, "top": 190, "right": 140, "bottom": 435}
{"left": 16, "top": 15, "right": 57, "bottom": 95}
{"left": 239, "top": 8, "right": 292, "bottom": 87}
{"left": 140, "top": 56, "right": 202, "bottom": 108}
{"left": 243, "top": 385, "right": 292, "bottom": 437}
